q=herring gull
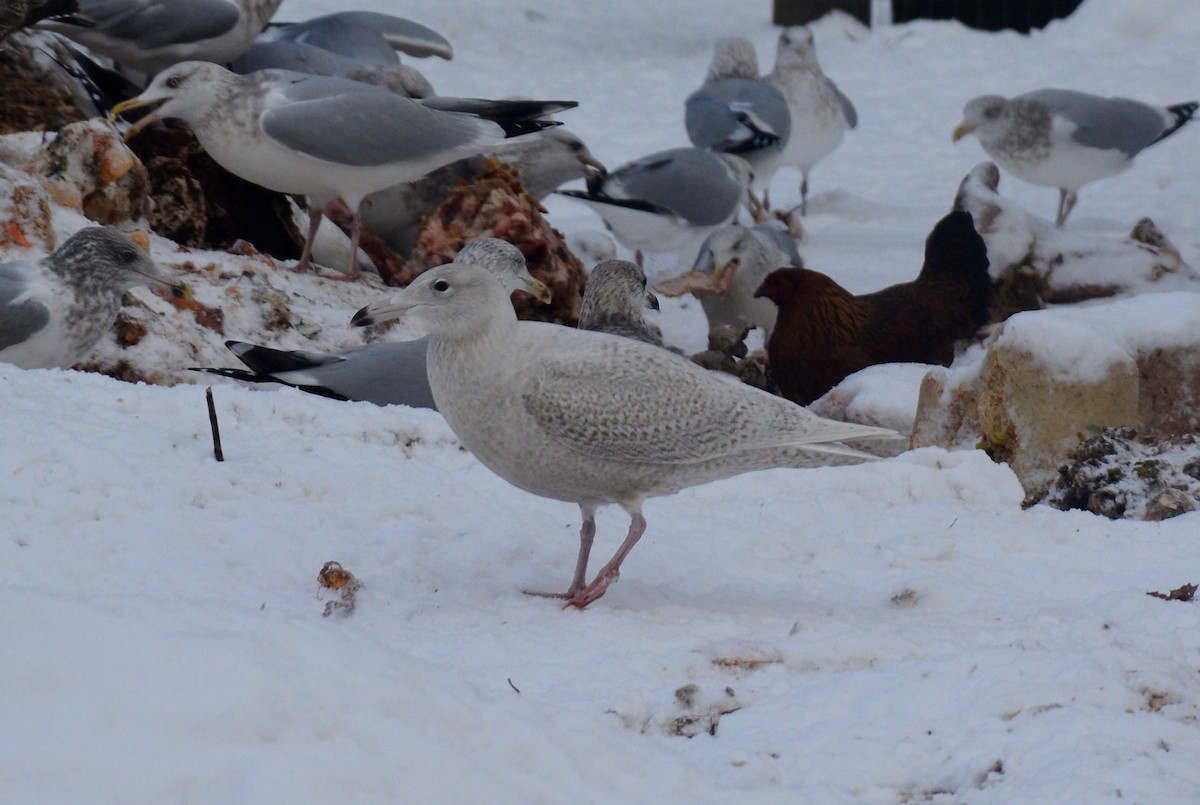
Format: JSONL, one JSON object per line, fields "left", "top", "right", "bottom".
{"left": 953, "top": 88, "right": 1198, "bottom": 226}
{"left": 109, "top": 61, "right": 576, "bottom": 279}
{"left": 350, "top": 259, "right": 899, "bottom": 608}
{"left": 685, "top": 37, "right": 790, "bottom": 199}
{"left": 196, "top": 238, "right": 551, "bottom": 408}
{"left": 0, "top": 227, "right": 175, "bottom": 369}
{"left": 765, "top": 26, "right": 856, "bottom": 215}
{"left": 42, "top": 0, "right": 283, "bottom": 76}
{"left": 577, "top": 259, "right": 663, "bottom": 346}
{"left": 557, "top": 146, "right": 757, "bottom": 266}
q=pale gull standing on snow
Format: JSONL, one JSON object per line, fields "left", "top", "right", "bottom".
{"left": 41, "top": 0, "right": 284, "bottom": 76}
{"left": 766, "top": 25, "right": 857, "bottom": 215}
{"left": 231, "top": 11, "right": 454, "bottom": 99}
{"left": 953, "top": 88, "right": 1198, "bottom": 226}
{"left": 655, "top": 222, "right": 802, "bottom": 339}
{"left": 577, "top": 259, "right": 663, "bottom": 346}
{"left": 108, "top": 61, "right": 575, "bottom": 279}
{"left": 350, "top": 261, "right": 899, "bottom": 608}
{"left": 557, "top": 146, "right": 757, "bottom": 266}
{"left": 360, "top": 128, "right": 606, "bottom": 256}
{"left": 685, "top": 37, "right": 791, "bottom": 203}
{"left": 0, "top": 227, "right": 175, "bottom": 369}
{"left": 194, "top": 238, "right": 551, "bottom": 408}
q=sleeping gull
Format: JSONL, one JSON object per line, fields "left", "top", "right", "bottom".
{"left": 109, "top": 61, "right": 576, "bottom": 279}
{"left": 231, "top": 11, "right": 453, "bottom": 98}
{"left": 254, "top": 11, "right": 452, "bottom": 62}
{"left": 685, "top": 37, "right": 790, "bottom": 201}
{"left": 577, "top": 259, "right": 663, "bottom": 346}
{"left": 195, "top": 238, "right": 551, "bottom": 408}
{"left": 360, "top": 128, "right": 605, "bottom": 256}
{"left": 42, "top": 0, "right": 284, "bottom": 77}
{"left": 350, "top": 260, "right": 899, "bottom": 608}
{"left": 953, "top": 88, "right": 1198, "bottom": 226}
{"left": 557, "top": 146, "right": 757, "bottom": 266}
{"left": 1, "top": 227, "right": 175, "bottom": 369}
{"left": 765, "top": 25, "right": 857, "bottom": 215}
{"left": 655, "top": 222, "right": 802, "bottom": 339}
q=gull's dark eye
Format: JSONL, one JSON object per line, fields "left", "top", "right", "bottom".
{"left": 119, "top": 248, "right": 139, "bottom": 263}
{"left": 165, "top": 75, "right": 182, "bottom": 89}
{"left": 432, "top": 279, "right": 451, "bottom": 293}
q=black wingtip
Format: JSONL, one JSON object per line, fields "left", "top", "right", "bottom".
{"left": 497, "top": 118, "right": 564, "bottom": 138}
{"left": 350, "top": 306, "right": 374, "bottom": 327}
{"left": 1156, "top": 101, "right": 1198, "bottom": 145}
{"left": 556, "top": 189, "right": 675, "bottom": 217}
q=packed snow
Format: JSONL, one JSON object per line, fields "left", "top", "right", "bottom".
{"left": 3, "top": 1, "right": 1200, "bottom": 802}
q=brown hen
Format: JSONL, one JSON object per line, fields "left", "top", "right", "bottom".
{"left": 754, "top": 210, "right": 991, "bottom": 405}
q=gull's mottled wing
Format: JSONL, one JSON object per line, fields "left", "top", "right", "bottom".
{"left": 522, "top": 335, "right": 887, "bottom": 464}
{"left": 828, "top": 77, "right": 857, "bottom": 128}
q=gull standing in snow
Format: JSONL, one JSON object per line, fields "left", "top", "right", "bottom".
{"left": 557, "top": 146, "right": 758, "bottom": 267}
{"left": 195, "top": 238, "right": 551, "bottom": 409}
{"left": 655, "top": 222, "right": 802, "bottom": 340}
{"left": 577, "top": 259, "right": 663, "bottom": 346}
{"left": 41, "top": 0, "right": 284, "bottom": 77}
{"left": 685, "top": 37, "right": 791, "bottom": 205}
{"left": 231, "top": 11, "right": 454, "bottom": 99}
{"left": 109, "top": 61, "right": 575, "bottom": 279}
{"left": 766, "top": 26, "right": 857, "bottom": 216}
{"left": 351, "top": 260, "right": 898, "bottom": 609}
{"left": 953, "top": 88, "right": 1198, "bottom": 226}
{"left": 0, "top": 227, "right": 175, "bottom": 370}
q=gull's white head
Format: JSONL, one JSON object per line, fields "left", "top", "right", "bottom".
{"left": 353, "top": 238, "right": 550, "bottom": 333}
{"left": 774, "top": 26, "right": 818, "bottom": 69}
{"left": 953, "top": 95, "right": 1012, "bottom": 144}
{"left": 352, "top": 262, "right": 515, "bottom": 338}
{"left": 110, "top": 61, "right": 244, "bottom": 139}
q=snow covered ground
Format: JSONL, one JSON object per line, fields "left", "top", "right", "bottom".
{"left": 3, "top": 0, "right": 1200, "bottom": 802}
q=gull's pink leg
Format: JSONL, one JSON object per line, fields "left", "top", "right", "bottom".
{"left": 343, "top": 214, "right": 362, "bottom": 280}
{"left": 320, "top": 198, "right": 361, "bottom": 281}
{"left": 524, "top": 505, "right": 596, "bottom": 600}
{"left": 1056, "top": 188, "right": 1078, "bottom": 227}
{"left": 294, "top": 206, "right": 323, "bottom": 273}
{"left": 296, "top": 199, "right": 364, "bottom": 281}
{"left": 565, "top": 511, "right": 646, "bottom": 609}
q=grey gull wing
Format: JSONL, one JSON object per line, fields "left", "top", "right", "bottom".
{"left": 68, "top": 0, "right": 241, "bottom": 48}
{"left": 1024, "top": 88, "right": 1176, "bottom": 157}
{"left": 0, "top": 266, "right": 51, "bottom": 351}
{"left": 262, "top": 83, "right": 497, "bottom": 168}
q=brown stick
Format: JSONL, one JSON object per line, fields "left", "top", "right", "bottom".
{"left": 205, "top": 386, "right": 224, "bottom": 462}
